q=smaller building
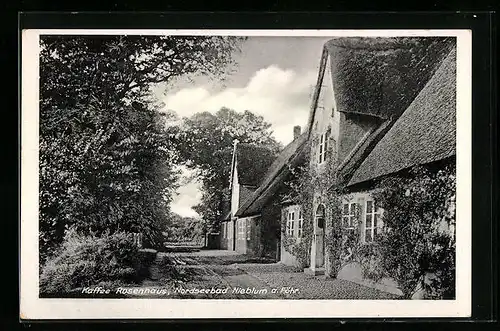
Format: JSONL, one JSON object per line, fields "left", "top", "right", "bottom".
{"left": 219, "top": 127, "right": 308, "bottom": 260}
{"left": 219, "top": 142, "right": 275, "bottom": 254}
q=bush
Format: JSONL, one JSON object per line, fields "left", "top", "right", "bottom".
{"left": 372, "top": 163, "right": 456, "bottom": 299}
{"left": 133, "top": 248, "right": 158, "bottom": 279}
{"left": 352, "top": 243, "right": 386, "bottom": 283}
{"left": 39, "top": 229, "right": 141, "bottom": 295}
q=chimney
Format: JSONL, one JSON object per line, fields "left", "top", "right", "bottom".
{"left": 293, "top": 126, "right": 301, "bottom": 140}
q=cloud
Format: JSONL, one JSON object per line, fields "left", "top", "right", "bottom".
{"left": 162, "top": 65, "right": 317, "bottom": 145}
{"left": 171, "top": 177, "right": 202, "bottom": 218}
{"left": 166, "top": 66, "right": 318, "bottom": 217}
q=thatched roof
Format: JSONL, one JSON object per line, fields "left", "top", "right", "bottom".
{"left": 222, "top": 143, "right": 276, "bottom": 222}
{"left": 239, "top": 185, "right": 257, "bottom": 207}
{"left": 325, "top": 37, "right": 456, "bottom": 120}
{"left": 235, "top": 133, "right": 308, "bottom": 217}
{"left": 226, "top": 37, "right": 457, "bottom": 219}
{"left": 234, "top": 143, "right": 276, "bottom": 187}
{"left": 348, "top": 46, "right": 456, "bottom": 186}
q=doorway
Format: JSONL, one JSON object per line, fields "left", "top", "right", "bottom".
{"left": 315, "top": 204, "right": 326, "bottom": 267}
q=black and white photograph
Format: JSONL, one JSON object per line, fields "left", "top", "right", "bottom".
{"left": 20, "top": 29, "right": 472, "bottom": 319}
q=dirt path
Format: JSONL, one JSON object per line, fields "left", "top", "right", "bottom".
{"left": 125, "top": 250, "right": 282, "bottom": 299}
{"left": 122, "top": 250, "right": 398, "bottom": 300}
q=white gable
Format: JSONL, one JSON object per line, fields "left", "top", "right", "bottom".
{"left": 230, "top": 164, "right": 240, "bottom": 216}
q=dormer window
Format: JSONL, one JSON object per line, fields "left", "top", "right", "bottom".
{"left": 318, "top": 132, "right": 328, "bottom": 164}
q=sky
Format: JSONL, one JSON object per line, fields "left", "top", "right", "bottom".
{"left": 162, "top": 36, "right": 332, "bottom": 217}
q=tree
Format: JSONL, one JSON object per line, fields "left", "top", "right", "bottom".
{"left": 39, "top": 35, "right": 245, "bottom": 263}
{"left": 163, "top": 212, "right": 204, "bottom": 243}
{"left": 175, "top": 108, "right": 282, "bottom": 235}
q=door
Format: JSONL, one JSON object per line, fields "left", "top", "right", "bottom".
{"left": 315, "top": 205, "right": 326, "bottom": 267}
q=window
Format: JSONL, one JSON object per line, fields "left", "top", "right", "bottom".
{"left": 342, "top": 202, "right": 357, "bottom": 235}
{"left": 287, "top": 211, "right": 295, "bottom": 236}
{"left": 246, "top": 219, "right": 251, "bottom": 240}
{"left": 318, "top": 132, "right": 328, "bottom": 163}
{"left": 297, "top": 209, "right": 303, "bottom": 238}
{"left": 364, "top": 200, "right": 381, "bottom": 243}
{"left": 238, "top": 219, "right": 246, "bottom": 240}
{"left": 222, "top": 222, "right": 226, "bottom": 239}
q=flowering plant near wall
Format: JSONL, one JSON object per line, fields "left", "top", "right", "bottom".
{"left": 281, "top": 149, "right": 314, "bottom": 268}
{"left": 371, "top": 162, "right": 456, "bottom": 299}
{"left": 323, "top": 191, "right": 344, "bottom": 278}
{"left": 351, "top": 242, "right": 387, "bottom": 283}
{"left": 281, "top": 131, "right": 348, "bottom": 276}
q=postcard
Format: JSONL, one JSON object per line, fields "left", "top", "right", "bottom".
{"left": 20, "top": 28, "right": 472, "bottom": 319}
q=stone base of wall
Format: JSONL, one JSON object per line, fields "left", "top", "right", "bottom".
{"left": 337, "top": 262, "right": 441, "bottom": 299}
{"left": 337, "top": 262, "right": 403, "bottom": 296}
{"left": 280, "top": 248, "right": 302, "bottom": 267}
{"left": 304, "top": 267, "right": 325, "bottom": 276}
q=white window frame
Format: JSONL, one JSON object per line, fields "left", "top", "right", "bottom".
{"left": 238, "top": 219, "right": 246, "bottom": 240}
{"left": 287, "top": 210, "right": 295, "bottom": 236}
{"left": 364, "top": 200, "right": 382, "bottom": 243}
{"left": 297, "top": 209, "right": 303, "bottom": 238}
{"left": 318, "top": 132, "right": 328, "bottom": 164}
{"left": 342, "top": 202, "right": 357, "bottom": 235}
{"left": 246, "top": 219, "right": 251, "bottom": 240}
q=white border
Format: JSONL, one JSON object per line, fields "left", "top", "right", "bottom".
{"left": 20, "top": 29, "right": 472, "bottom": 320}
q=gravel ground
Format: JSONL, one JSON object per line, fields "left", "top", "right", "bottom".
{"left": 139, "top": 252, "right": 400, "bottom": 300}
{"left": 234, "top": 262, "right": 302, "bottom": 273}
{"left": 247, "top": 271, "right": 400, "bottom": 299}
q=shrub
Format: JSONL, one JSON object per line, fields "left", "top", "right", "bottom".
{"left": 352, "top": 243, "right": 386, "bottom": 283}
{"left": 372, "top": 163, "right": 456, "bottom": 299}
{"left": 133, "top": 248, "right": 158, "bottom": 279}
{"left": 39, "top": 229, "right": 142, "bottom": 295}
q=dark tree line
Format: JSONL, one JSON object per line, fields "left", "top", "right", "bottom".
{"left": 39, "top": 35, "right": 246, "bottom": 263}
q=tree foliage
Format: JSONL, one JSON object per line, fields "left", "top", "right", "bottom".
{"left": 163, "top": 213, "right": 204, "bottom": 243}
{"left": 175, "top": 107, "right": 282, "bottom": 233}
{"left": 39, "top": 35, "right": 245, "bottom": 263}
